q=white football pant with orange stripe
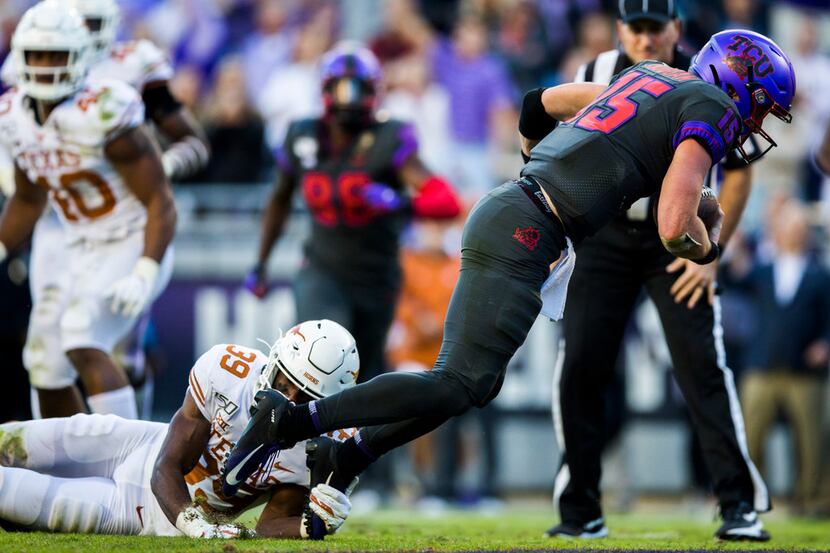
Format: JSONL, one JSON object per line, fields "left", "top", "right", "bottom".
{"left": 0, "top": 414, "right": 178, "bottom": 535}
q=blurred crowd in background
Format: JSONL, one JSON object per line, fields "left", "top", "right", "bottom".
{"left": 1, "top": 0, "right": 830, "bottom": 514}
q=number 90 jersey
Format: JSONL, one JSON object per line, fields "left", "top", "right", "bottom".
{"left": 0, "top": 78, "right": 146, "bottom": 239}
{"left": 185, "top": 343, "right": 356, "bottom": 513}
{"left": 277, "top": 118, "right": 419, "bottom": 289}
{"left": 522, "top": 60, "right": 741, "bottom": 244}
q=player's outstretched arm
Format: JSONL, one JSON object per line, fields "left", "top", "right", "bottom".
{"left": 519, "top": 83, "right": 604, "bottom": 158}
{"left": 106, "top": 125, "right": 177, "bottom": 263}
{"left": 367, "top": 154, "right": 459, "bottom": 219}
{"left": 0, "top": 165, "right": 48, "bottom": 262}
{"left": 254, "top": 484, "right": 307, "bottom": 538}
{"left": 541, "top": 83, "right": 605, "bottom": 121}
{"left": 243, "top": 170, "right": 298, "bottom": 299}
{"left": 256, "top": 171, "right": 297, "bottom": 267}
{"left": 657, "top": 140, "right": 720, "bottom": 262}
{"left": 145, "top": 81, "right": 210, "bottom": 180}
{"left": 152, "top": 394, "right": 211, "bottom": 528}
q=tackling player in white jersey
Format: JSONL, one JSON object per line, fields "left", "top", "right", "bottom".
{"left": 0, "top": 0, "right": 208, "bottom": 420}
{"left": 0, "top": 2, "right": 176, "bottom": 419}
{"left": 0, "top": 319, "right": 360, "bottom": 538}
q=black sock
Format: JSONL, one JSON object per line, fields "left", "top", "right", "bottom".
{"left": 336, "top": 431, "right": 377, "bottom": 480}
{"left": 283, "top": 402, "right": 320, "bottom": 443}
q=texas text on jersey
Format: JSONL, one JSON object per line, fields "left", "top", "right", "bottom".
{"left": 0, "top": 78, "right": 147, "bottom": 238}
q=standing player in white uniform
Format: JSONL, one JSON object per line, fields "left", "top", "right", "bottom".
{"left": 0, "top": 320, "right": 360, "bottom": 538}
{"left": 0, "top": 2, "right": 176, "bottom": 419}
{"left": 0, "top": 0, "right": 208, "bottom": 420}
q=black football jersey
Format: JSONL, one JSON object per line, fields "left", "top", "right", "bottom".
{"left": 522, "top": 60, "right": 741, "bottom": 243}
{"left": 278, "top": 117, "right": 418, "bottom": 288}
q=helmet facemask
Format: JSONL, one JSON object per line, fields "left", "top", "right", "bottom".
{"left": 709, "top": 61, "right": 794, "bottom": 163}
{"left": 12, "top": 2, "right": 92, "bottom": 102}
{"left": 323, "top": 75, "right": 377, "bottom": 131}
{"left": 17, "top": 47, "right": 89, "bottom": 102}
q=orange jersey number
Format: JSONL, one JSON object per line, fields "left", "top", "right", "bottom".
{"left": 40, "top": 170, "right": 117, "bottom": 222}
{"left": 219, "top": 345, "right": 256, "bottom": 378}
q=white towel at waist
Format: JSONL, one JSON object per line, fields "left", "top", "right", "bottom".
{"left": 540, "top": 237, "right": 575, "bottom": 321}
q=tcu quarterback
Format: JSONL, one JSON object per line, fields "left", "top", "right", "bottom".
{"left": 223, "top": 30, "right": 796, "bottom": 540}
{"left": 0, "top": 319, "right": 360, "bottom": 538}
{"left": 0, "top": 0, "right": 208, "bottom": 420}
{"left": 0, "top": 2, "right": 176, "bottom": 419}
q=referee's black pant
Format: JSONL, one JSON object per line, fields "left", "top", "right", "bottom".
{"left": 554, "top": 216, "right": 769, "bottom": 525}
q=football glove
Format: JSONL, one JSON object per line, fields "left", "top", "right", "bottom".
{"left": 105, "top": 256, "right": 159, "bottom": 317}
{"left": 175, "top": 506, "right": 248, "bottom": 539}
{"left": 243, "top": 263, "right": 268, "bottom": 299}
{"left": 362, "top": 183, "right": 407, "bottom": 213}
{"left": 301, "top": 479, "right": 358, "bottom": 538}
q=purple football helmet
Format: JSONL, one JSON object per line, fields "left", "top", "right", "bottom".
{"left": 320, "top": 43, "right": 382, "bottom": 129}
{"left": 690, "top": 30, "right": 796, "bottom": 161}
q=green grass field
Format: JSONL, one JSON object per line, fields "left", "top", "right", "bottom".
{"left": 2, "top": 508, "right": 829, "bottom": 553}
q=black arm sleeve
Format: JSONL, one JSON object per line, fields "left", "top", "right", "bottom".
{"left": 142, "top": 83, "right": 183, "bottom": 124}
{"left": 519, "top": 88, "right": 558, "bottom": 140}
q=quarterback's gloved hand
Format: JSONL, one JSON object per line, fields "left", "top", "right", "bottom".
{"left": 243, "top": 264, "right": 268, "bottom": 299}
{"left": 301, "top": 479, "right": 358, "bottom": 538}
{"left": 105, "top": 256, "right": 159, "bottom": 317}
{"left": 362, "top": 183, "right": 408, "bottom": 213}
{"left": 175, "top": 506, "right": 248, "bottom": 539}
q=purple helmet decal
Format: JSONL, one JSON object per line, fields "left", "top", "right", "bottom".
{"left": 690, "top": 30, "right": 795, "bottom": 150}
{"left": 320, "top": 44, "right": 381, "bottom": 87}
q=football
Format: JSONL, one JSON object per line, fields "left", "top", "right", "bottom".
{"left": 698, "top": 185, "right": 720, "bottom": 224}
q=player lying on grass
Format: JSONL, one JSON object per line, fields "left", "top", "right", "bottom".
{"left": 220, "top": 30, "right": 795, "bottom": 541}
{"left": 0, "top": 319, "right": 359, "bottom": 538}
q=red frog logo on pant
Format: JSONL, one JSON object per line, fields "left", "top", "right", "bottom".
{"left": 513, "top": 226, "right": 541, "bottom": 251}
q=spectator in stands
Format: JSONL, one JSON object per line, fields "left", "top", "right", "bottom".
{"left": 790, "top": 17, "right": 830, "bottom": 202}
{"left": 721, "top": 0, "right": 768, "bottom": 34}
{"left": 168, "top": 63, "right": 204, "bottom": 114}
{"left": 194, "top": 56, "right": 270, "bottom": 183}
{"left": 382, "top": 53, "right": 453, "bottom": 177}
{"left": 240, "top": 0, "right": 297, "bottom": 102}
{"left": 431, "top": 15, "right": 515, "bottom": 200}
{"left": 735, "top": 198, "right": 830, "bottom": 515}
{"left": 257, "top": 8, "right": 333, "bottom": 147}
{"left": 495, "top": 0, "right": 553, "bottom": 92}
{"left": 369, "top": 0, "right": 433, "bottom": 64}
{"left": 557, "top": 12, "right": 614, "bottom": 83}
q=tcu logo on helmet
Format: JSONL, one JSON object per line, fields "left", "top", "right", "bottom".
{"left": 724, "top": 35, "right": 774, "bottom": 79}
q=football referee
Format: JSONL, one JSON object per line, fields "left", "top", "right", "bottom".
{"left": 547, "top": 0, "right": 770, "bottom": 541}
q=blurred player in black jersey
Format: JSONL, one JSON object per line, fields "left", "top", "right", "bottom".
{"left": 547, "top": 0, "right": 769, "bottom": 541}
{"left": 225, "top": 31, "right": 795, "bottom": 541}
{"left": 246, "top": 44, "right": 460, "bottom": 386}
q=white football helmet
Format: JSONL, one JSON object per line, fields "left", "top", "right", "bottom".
{"left": 67, "top": 0, "right": 120, "bottom": 61}
{"left": 257, "top": 320, "right": 360, "bottom": 401}
{"left": 11, "top": 1, "right": 92, "bottom": 101}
